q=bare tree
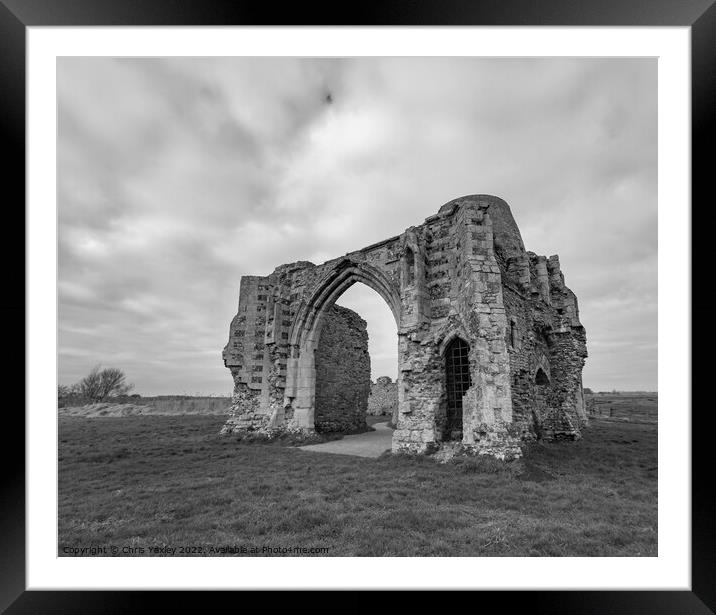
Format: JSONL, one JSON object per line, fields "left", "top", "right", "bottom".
{"left": 58, "top": 382, "right": 84, "bottom": 407}
{"left": 58, "top": 383, "right": 81, "bottom": 399}
{"left": 79, "top": 365, "right": 134, "bottom": 402}
{"left": 97, "top": 367, "right": 133, "bottom": 400}
{"left": 78, "top": 365, "right": 103, "bottom": 401}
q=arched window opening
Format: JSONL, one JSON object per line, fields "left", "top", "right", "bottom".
{"left": 510, "top": 319, "right": 517, "bottom": 348}
{"left": 444, "top": 337, "right": 471, "bottom": 441}
{"left": 535, "top": 367, "right": 550, "bottom": 385}
{"left": 404, "top": 247, "right": 415, "bottom": 286}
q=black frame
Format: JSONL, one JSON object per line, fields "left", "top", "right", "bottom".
{"left": 3, "top": 0, "right": 709, "bottom": 610}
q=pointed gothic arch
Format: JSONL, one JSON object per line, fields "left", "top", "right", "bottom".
{"left": 284, "top": 259, "right": 402, "bottom": 429}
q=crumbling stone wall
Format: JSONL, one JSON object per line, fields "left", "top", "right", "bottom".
{"left": 498, "top": 247, "right": 588, "bottom": 442}
{"left": 222, "top": 194, "right": 587, "bottom": 459}
{"left": 502, "top": 285, "right": 554, "bottom": 439}
{"left": 314, "top": 305, "right": 370, "bottom": 432}
{"left": 368, "top": 376, "right": 398, "bottom": 416}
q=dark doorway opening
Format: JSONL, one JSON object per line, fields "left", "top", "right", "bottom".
{"left": 444, "top": 337, "right": 471, "bottom": 441}
{"left": 532, "top": 367, "right": 551, "bottom": 437}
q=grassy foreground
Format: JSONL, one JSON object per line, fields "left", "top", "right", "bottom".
{"left": 58, "top": 413, "right": 657, "bottom": 557}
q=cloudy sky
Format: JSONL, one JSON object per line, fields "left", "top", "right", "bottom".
{"left": 58, "top": 57, "right": 657, "bottom": 395}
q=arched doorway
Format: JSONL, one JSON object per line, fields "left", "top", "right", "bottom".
{"left": 444, "top": 337, "right": 471, "bottom": 441}
{"left": 311, "top": 283, "right": 398, "bottom": 432}
{"left": 286, "top": 259, "right": 402, "bottom": 431}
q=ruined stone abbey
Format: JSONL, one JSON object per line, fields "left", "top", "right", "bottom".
{"left": 222, "top": 195, "right": 587, "bottom": 459}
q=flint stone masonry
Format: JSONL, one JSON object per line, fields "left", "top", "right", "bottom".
{"left": 314, "top": 305, "right": 371, "bottom": 433}
{"left": 222, "top": 194, "right": 588, "bottom": 460}
{"left": 368, "top": 376, "right": 398, "bottom": 417}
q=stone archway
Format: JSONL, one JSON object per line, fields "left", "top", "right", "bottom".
{"left": 284, "top": 259, "right": 402, "bottom": 430}
{"left": 221, "top": 194, "right": 588, "bottom": 459}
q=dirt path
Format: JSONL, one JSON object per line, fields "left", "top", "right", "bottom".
{"left": 297, "top": 422, "right": 394, "bottom": 458}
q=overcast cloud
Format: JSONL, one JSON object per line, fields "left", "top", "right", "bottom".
{"left": 58, "top": 57, "right": 657, "bottom": 395}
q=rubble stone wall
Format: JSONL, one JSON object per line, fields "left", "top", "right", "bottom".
{"left": 502, "top": 285, "right": 553, "bottom": 439}
{"left": 368, "top": 376, "right": 398, "bottom": 416}
{"left": 314, "top": 306, "right": 370, "bottom": 432}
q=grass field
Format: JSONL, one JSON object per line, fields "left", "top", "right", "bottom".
{"left": 58, "top": 398, "right": 657, "bottom": 557}
{"left": 586, "top": 392, "right": 658, "bottom": 424}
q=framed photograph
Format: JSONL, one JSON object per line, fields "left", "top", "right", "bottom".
{"left": 6, "top": 0, "right": 709, "bottom": 610}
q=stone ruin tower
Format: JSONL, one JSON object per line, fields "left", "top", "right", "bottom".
{"left": 222, "top": 195, "right": 587, "bottom": 459}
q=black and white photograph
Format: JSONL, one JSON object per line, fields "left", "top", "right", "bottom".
{"left": 55, "top": 55, "right": 659, "bottom": 559}
{"left": 0, "top": 0, "right": 707, "bottom": 605}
